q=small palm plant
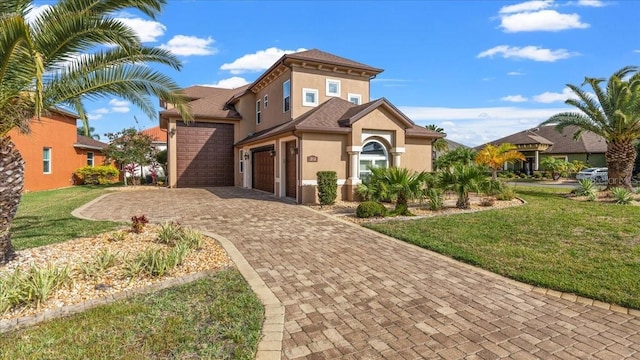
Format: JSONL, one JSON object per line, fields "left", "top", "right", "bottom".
{"left": 576, "top": 179, "right": 597, "bottom": 201}
{"left": 439, "top": 164, "right": 488, "bottom": 209}
{"left": 611, "top": 187, "right": 634, "bottom": 205}
{"left": 356, "top": 167, "right": 427, "bottom": 215}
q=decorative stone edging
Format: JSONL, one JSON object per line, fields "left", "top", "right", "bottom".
{"left": 0, "top": 268, "right": 225, "bottom": 334}
{"left": 304, "top": 203, "right": 640, "bottom": 319}
{"left": 70, "top": 193, "right": 112, "bottom": 221}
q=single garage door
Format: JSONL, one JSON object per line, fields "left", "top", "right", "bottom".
{"left": 176, "top": 122, "right": 234, "bottom": 187}
{"left": 252, "top": 147, "right": 274, "bottom": 193}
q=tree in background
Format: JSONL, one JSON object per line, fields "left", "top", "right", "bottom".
{"left": 475, "top": 143, "right": 525, "bottom": 180}
{"left": 77, "top": 125, "right": 100, "bottom": 140}
{"left": 0, "top": 0, "right": 192, "bottom": 262}
{"left": 434, "top": 147, "right": 476, "bottom": 171}
{"left": 542, "top": 66, "right": 640, "bottom": 189}
{"left": 104, "top": 128, "right": 155, "bottom": 186}
{"left": 425, "top": 124, "right": 448, "bottom": 154}
{"left": 540, "top": 157, "right": 568, "bottom": 181}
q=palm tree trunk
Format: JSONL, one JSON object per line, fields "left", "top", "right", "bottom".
{"left": 0, "top": 137, "right": 24, "bottom": 263}
{"left": 606, "top": 141, "right": 636, "bottom": 190}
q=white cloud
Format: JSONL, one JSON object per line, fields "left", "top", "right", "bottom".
{"left": 500, "top": 10, "right": 589, "bottom": 32}
{"left": 400, "top": 105, "right": 571, "bottom": 146}
{"left": 634, "top": 50, "right": 640, "bottom": 54}
{"left": 202, "top": 76, "right": 250, "bottom": 89}
{"left": 501, "top": 95, "right": 528, "bottom": 102}
{"left": 477, "top": 45, "right": 578, "bottom": 62}
{"left": 159, "top": 35, "right": 217, "bottom": 56}
{"left": 109, "top": 99, "right": 130, "bottom": 107}
{"left": 108, "top": 99, "right": 130, "bottom": 113}
{"left": 533, "top": 87, "right": 580, "bottom": 103}
{"left": 576, "top": 0, "right": 606, "bottom": 7}
{"left": 220, "top": 47, "right": 307, "bottom": 74}
{"left": 116, "top": 17, "right": 166, "bottom": 42}
{"left": 111, "top": 107, "right": 131, "bottom": 113}
{"left": 25, "top": 4, "right": 51, "bottom": 23}
{"left": 507, "top": 71, "right": 525, "bottom": 76}
{"left": 94, "top": 108, "right": 110, "bottom": 114}
{"left": 499, "top": 0, "right": 552, "bottom": 14}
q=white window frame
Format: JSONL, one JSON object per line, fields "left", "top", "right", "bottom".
{"left": 347, "top": 93, "right": 362, "bottom": 105}
{"left": 43, "top": 147, "right": 51, "bottom": 174}
{"left": 87, "top": 151, "right": 94, "bottom": 167}
{"left": 359, "top": 140, "right": 388, "bottom": 180}
{"left": 283, "top": 80, "right": 291, "bottom": 113}
{"left": 256, "top": 99, "right": 261, "bottom": 125}
{"left": 264, "top": 94, "right": 268, "bottom": 108}
{"left": 302, "top": 88, "right": 319, "bottom": 107}
{"left": 326, "top": 79, "right": 341, "bottom": 97}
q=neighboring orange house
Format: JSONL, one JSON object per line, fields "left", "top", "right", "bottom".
{"left": 8, "top": 108, "right": 109, "bottom": 192}
{"left": 139, "top": 126, "right": 168, "bottom": 151}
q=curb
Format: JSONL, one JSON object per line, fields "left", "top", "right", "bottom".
{"left": 303, "top": 204, "right": 639, "bottom": 318}
{"left": 203, "top": 231, "right": 284, "bottom": 360}
{"left": 70, "top": 193, "right": 113, "bottom": 220}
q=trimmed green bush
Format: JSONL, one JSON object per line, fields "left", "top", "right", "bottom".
{"left": 356, "top": 201, "right": 387, "bottom": 218}
{"left": 74, "top": 165, "right": 119, "bottom": 185}
{"left": 317, "top": 171, "right": 338, "bottom": 205}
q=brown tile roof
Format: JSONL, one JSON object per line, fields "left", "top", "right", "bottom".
{"left": 480, "top": 125, "right": 606, "bottom": 153}
{"left": 161, "top": 85, "right": 247, "bottom": 119}
{"left": 286, "top": 49, "right": 383, "bottom": 74}
{"left": 236, "top": 98, "right": 442, "bottom": 145}
{"left": 75, "top": 135, "right": 107, "bottom": 150}
{"left": 139, "top": 126, "right": 167, "bottom": 143}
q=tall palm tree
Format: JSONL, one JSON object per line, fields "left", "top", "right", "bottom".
{"left": 77, "top": 125, "right": 100, "bottom": 140}
{"left": 0, "top": 0, "right": 191, "bottom": 263}
{"left": 426, "top": 124, "right": 448, "bottom": 154}
{"left": 475, "top": 143, "right": 525, "bottom": 180}
{"left": 439, "top": 164, "right": 488, "bottom": 209}
{"left": 542, "top": 66, "right": 640, "bottom": 190}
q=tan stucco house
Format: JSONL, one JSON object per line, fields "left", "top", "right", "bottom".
{"left": 160, "top": 49, "right": 442, "bottom": 203}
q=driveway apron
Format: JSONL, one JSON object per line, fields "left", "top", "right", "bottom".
{"left": 77, "top": 188, "right": 640, "bottom": 359}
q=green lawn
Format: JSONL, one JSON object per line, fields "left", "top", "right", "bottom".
{"left": 12, "top": 186, "right": 122, "bottom": 250}
{"left": 367, "top": 187, "right": 640, "bottom": 309}
{"left": 0, "top": 269, "right": 263, "bottom": 360}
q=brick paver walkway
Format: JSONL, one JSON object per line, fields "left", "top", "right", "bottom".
{"left": 78, "top": 188, "right": 640, "bottom": 359}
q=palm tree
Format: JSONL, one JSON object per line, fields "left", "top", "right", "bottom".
{"left": 356, "top": 166, "right": 426, "bottom": 215}
{"left": 540, "top": 157, "right": 568, "bottom": 181}
{"left": 0, "top": 0, "right": 191, "bottom": 263}
{"left": 475, "top": 143, "right": 525, "bottom": 180}
{"left": 542, "top": 66, "right": 640, "bottom": 190}
{"left": 426, "top": 124, "right": 448, "bottom": 154}
{"left": 439, "top": 164, "right": 488, "bottom": 209}
{"left": 77, "top": 125, "right": 100, "bottom": 140}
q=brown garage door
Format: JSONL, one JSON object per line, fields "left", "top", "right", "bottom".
{"left": 252, "top": 147, "right": 274, "bottom": 193}
{"left": 176, "top": 122, "right": 234, "bottom": 187}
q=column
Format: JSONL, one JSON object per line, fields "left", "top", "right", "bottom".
{"left": 390, "top": 147, "right": 405, "bottom": 167}
{"left": 534, "top": 150, "right": 539, "bottom": 171}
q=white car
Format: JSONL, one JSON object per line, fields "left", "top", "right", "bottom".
{"left": 576, "top": 168, "right": 608, "bottom": 183}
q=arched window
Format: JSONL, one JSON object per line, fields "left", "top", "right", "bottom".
{"left": 359, "top": 140, "right": 388, "bottom": 180}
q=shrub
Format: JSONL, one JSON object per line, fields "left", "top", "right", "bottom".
{"left": 0, "top": 264, "right": 72, "bottom": 312}
{"left": 156, "top": 221, "right": 184, "bottom": 246}
{"left": 181, "top": 228, "right": 204, "bottom": 250}
{"left": 109, "top": 230, "right": 127, "bottom": 242}
{"left": 74, "top": 165, "right": 119, "bottom": 185}
{"left": 317, "top": 171, "right": 338, "bottom": 206}
{"left": 356, "top": 201, "right": 387, "bottom": 218}
{"left": 426, "top": 188, "right": 444, "bottom": 211}
{"left": 496, "top": 186, "right": 517, "bottom": 201}
{"left": 611, "top": 187, "right": 634, "bottom": 205}
{"left": 576, "top": 179, "right": 597, "bottom": 198}
{"left": 131, "top": 215, "right": 149, "bottom": 233}
{"left": 77, "top": 249, "right": 119, "bottom": 279}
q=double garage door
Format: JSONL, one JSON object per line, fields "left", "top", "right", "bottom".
{"left": 176, "top": 122, "right": 234, "bottom": 187}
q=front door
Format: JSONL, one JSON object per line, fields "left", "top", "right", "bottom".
{"left": 252, "top": 147, "right": 275, "bottom": 193}
{"left": 285, "top": 141, "right": 297, "bottom": 199}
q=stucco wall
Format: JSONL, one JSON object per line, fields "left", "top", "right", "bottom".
{"left": 403, "top": 137, "right": 432, "bottom": 172}
{"left": 252, "top": 69, "right": 292, "bottom": 132}
{"left": 291, "top": 68, "right": 370, "bottom": 119}
{"left": 300, "top": 132, "right": 348, "bottom": 181}
{"left": 351, "top": 108, "right": 406, "bottom": 148}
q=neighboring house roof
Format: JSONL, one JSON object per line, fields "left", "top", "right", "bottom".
{"left": 139, "top": 126, "right": 167, "bottom": 144}
{"left": 236, "top": 97, "right": 443, "bottom": 146}
{"left": 446, "top": 139, "right": 468, "bottom": 150}
{"left": 479, "top": 125, "right": 607, "bottom": 154}
{"left": 161, "top": 85, "right": 247, "bottom": 119}
{"left": 74, "top": 134, "right": 107, "bottom": 151}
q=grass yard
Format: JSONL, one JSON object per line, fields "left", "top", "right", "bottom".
{"left": 0, "top": 269, "right": 263, "bottom": 360}
{"left": 367, "top": 187, "right": 640, "bottom": 309}
{"left": 12, "top": 186, "right": 122, "bottom": 250}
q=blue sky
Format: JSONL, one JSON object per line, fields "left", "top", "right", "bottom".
{"left": 34, "top": 0, "right": 640, "bottom": 146}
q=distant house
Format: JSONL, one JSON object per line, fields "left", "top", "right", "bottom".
{"left": 477, "top": 125, "right": 607, "bottom": 174}
{"left": 139, "top": 126, "right": 167, "bottom": 151}
{"left": 433, "top": 139, "right": 469, "bottom": 160}
{"left": 9, "top": 109, "right": 109, "bottom": 192}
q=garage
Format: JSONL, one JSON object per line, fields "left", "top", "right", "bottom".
{"left": 175, "top": 122, "right": 234, "bottom": 187}
{"left": 252, "top": 146, "right": 275, "bottom": 193}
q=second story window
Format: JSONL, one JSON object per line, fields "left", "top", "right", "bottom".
{"left": 283, "top": 80, "right": 290, "bottom": 112}
{"left": 256, "top": 100, "right": 261, "bottom": 124}
{"left": 87, "top": 152, "right": 94, "bottom": 167}
{"left": 348, "top": 93, "right": 362, "bottom": 105}
{"left": 326, "top": 79, "right": 341, "bottom": 97}
{"left": 302, "top": 88, "right": 318, "bottom": 107}
{"left": 43, "top": 147, "right": 51, "bottom": 174}
{"left": 264, "top": 94, "right": 268, "bottom": 108}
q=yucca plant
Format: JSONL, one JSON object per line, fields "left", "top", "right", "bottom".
{"left": 157, "top": 221, "right": 184, "bottom": 246}
{"left": 576, "top": 179, "right": 597, "bottom": 199}
{"left": 611, "top": 187, "right": 634, "bottom": 205}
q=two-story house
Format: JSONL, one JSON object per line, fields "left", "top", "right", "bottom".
{"left": 159, "top": 49, "right": 442, "bottom": 203}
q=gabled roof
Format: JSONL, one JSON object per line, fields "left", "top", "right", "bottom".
{"left": 285, "top": 49, "right": 383, "bottom": 74}
{"left": 236, "top": 98, "right": 443, "bottom": 146}
{"left": 479, "top": 125, "right": 607, "bottom": 153}
{"left": 139, "top": 126, "right": 167, "bottom": 143}
{"left": 161, "top": 85, "right": 249, "bottom": 120}
{"left": 74, "top": 134, "right": 107, "bottom": 151}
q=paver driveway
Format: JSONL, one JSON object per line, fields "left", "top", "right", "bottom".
{"left": 78, "top": 187, "right": 640, "bottom": 359}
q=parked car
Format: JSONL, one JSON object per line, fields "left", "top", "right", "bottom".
{"left": 576, "top": 167, "right": 608, "bottom": 183}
